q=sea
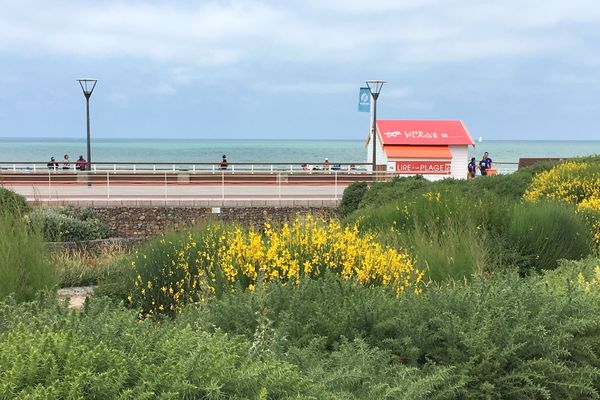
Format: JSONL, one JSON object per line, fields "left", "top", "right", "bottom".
{"left": 1, "top": 137, "right": 600, "bottom": 165}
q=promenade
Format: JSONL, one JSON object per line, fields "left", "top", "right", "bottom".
{"left": 3, "top": 182, "right": 346, "bottom": 207}
{"left": 0, "top": 168, "right": 362, "bottom": 206}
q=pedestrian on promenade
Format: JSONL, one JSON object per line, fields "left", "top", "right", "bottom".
{"left": 323, "top": 158, "right": 330, "bottom": 171}
{"left": 479, "top": 154, "right": 489, "bottom": 176}
{"left": 76, "top": 155, "right": 87, "bottom": 171}
{"left": 484, "top": 151, "right": 493, "bottom": 169}
{"left": 467, "top": 157, "right": 477, "bottom": 178}
{"left": 62, "top": 154, "right": 70, "bottom": 170}
{"left": 220, "top": 155, "right": 228, "bottom": 170}
{"left": 47, "top": 157, "right": 58, "bottom": 171}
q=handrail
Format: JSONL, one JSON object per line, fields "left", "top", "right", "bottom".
{"left": 0, "top": 161, "right": 521, "bottom": 176}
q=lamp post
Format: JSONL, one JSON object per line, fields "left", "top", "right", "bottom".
{"left": 366, "top": 80, "right": 385, "bottom": 180}
{"left": 78, "top": 79, "right": 97, "bottom": 185}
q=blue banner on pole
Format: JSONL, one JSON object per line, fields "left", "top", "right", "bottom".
{"left": 358, "top": 87, "right": 371, "bottom": 112}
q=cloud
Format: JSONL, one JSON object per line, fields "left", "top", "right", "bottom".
{"left": 152, "top": 83, "right": 177, "bottom": 96}
{"left": 0, "top": 0, "right": 598, "bottom": 72}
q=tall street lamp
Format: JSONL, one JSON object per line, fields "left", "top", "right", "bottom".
{"left": 366, "top": 80, "right": 385, "bottom": 180}
{"left": 78, "top": 78, "right": 97, "bottom": 184}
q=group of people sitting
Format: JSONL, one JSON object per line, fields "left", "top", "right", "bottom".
{"left": 468, "top": 152, "right": 493, "bottom": 177}
{"left": 301, "top": 158, "right": 347, "bottom": 171}
{"left": 47, "top": 154, "right": 87, "bottom": 171}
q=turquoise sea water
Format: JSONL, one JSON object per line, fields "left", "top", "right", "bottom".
{"left": 1, "top": 138, "right": 600, "bottom": 165}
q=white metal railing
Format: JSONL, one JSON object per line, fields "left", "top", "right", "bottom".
{"left": 0, "top": 161, "right": 520, "bottom": 175}
{"left": 1, "top": 164, "right": 523, "bottom": 203}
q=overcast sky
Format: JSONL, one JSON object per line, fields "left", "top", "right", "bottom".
{"left": 0, "top": 0, "right": 599, "bottom": 140}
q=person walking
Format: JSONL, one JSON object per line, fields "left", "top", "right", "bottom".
{"left": 467, "top": 157, "right": 477, "bottom": 178}
{"left": 479, "top": 154, "right": 489, "bottom": 176}
{"left": 484, "top": 151, "right": 492, "bottom": 169}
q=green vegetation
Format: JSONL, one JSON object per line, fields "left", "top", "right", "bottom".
{"left": 30, "top": 205, "right": 111, "bottom": 242}
{"left": 52, "top": 243, "right": 130, "bottom": 288}
{"left": 508, "top": 201, "right": 592, "bottom": 272}
{"left": 2, "top": 158, "right": 600, "bottom": 398}
{"left": 339, "top": 181, "right": 368, "bottom": 217}
{"left": 0, "top": 212, "right": 55, "bottom": 302}
{"left": 0, "top": 187, "right": 29, "bottom": 214}
{"left": 3, "top": 266, "right": 600, "bottom": 399}
{"left": 345, "top": 162, "right": 594, "bottom": 279}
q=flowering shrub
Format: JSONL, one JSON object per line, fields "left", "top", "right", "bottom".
{"left": 129, "top": 217, "right": 423, "bottom": 318}
{"left": 524, "top": 160, "right": 600, "bottom": 203}
{"left": 524, "top": 160, "right": 600, "bottom": 249}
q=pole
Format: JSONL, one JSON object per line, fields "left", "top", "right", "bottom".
{"left": 85, "top": 95, "right": 92, "bottom": 187}
{"left": 86, "top": 96, "right": 91, "bottom": 170}
{"left": 371, "top": 92, "right": 379, "bottom": 181}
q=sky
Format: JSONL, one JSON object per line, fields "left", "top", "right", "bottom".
{"left": 0, "top": 0, "right": 599, "bottom": 140}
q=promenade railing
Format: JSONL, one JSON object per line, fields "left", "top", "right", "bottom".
{"left": 0, "top": 161, "right": 520, "bottom": 203}
{"left": 0, "top": 161, "right": 519, "bottom": 175}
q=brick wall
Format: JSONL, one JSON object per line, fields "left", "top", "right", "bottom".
{"left": 94, "top": 207, "right": 337, "bottom": 239}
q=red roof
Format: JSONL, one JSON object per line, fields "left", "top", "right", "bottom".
{"left": 376, "top": 120, "right": 474, "bottom": 146}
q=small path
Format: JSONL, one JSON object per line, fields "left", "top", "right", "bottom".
{"left": 57, "top": 286, "right": 96, "bottom": 309}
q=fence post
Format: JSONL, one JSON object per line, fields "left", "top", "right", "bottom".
{"left": 278, "top": 173, "right": 282, "bottom": 200}
{"left": 133, "top": 164, "right": 136, "bottom": 174}
{"left": 334, "top": 171, "right": 338, "bottom": 200}
{"left": 164, "top": 171, "right": 168, "bottom": 203}
{"left": 48, "top": 171, "right": 51, "bottom": 201}
{"left": 221, "top": 170, "right": 225, "bottom": 200}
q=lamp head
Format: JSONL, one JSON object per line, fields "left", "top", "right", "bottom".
{"left": 365, "top": 80, "right": 386, "bottom": 96}
{"left": 78, "top": 79, "right": 97, "bottom": 98}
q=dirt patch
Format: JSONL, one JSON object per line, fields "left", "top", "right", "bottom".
{"left": 57, "top": 286, "right": 96, "bottom": 309}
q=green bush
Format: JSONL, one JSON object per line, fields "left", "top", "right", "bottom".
{"left": 187, "top": 270, "right": 600, "bottom": 399}
{"left": 30, "top": 205, "right": 111, "bottom": 242}
{"left": 0, "top": 187, "right": 29, "bottom": 214}
{"left": 354, "top": 163, "right": 557, "bottom": 213}
{"left": 0, "top": 297, "right": 330, "bottom": 399}
{"left": 339, "top": 181, "right": 368, "bottom": 217}
{"left": 507, "top": 201, "right": 592, "bottom": 272}
{"left": 0, "top": 212, "right": 56, "bottom": 301}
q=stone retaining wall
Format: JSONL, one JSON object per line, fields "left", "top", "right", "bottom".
{"left": 94, "top": 207, "right": 337, "bottom": 239}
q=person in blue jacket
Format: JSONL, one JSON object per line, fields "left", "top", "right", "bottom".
{"left": 484, "top": 151, "right": 492, "bottom": 169}
{"left": 467, "top": 157, "right": 477, "bottom": 178}
{"left": 479, "top": 155, "right": 489, "bottom": 176}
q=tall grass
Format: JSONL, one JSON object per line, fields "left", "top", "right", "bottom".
{"left": 51, "top": 243, "right": 130, "bottom": 288}
{"left": 0, "top": 211, "right": 56, "bottom": 301}
{"left": 507, "top": 201, "right": 592, "bottom": 272}
{"left": 350, "top": 186, "right": 510, "bottom": 281}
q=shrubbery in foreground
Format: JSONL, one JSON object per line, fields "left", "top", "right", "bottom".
{"left": 4, "top": 260, "right": 600, "bottom": 399}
